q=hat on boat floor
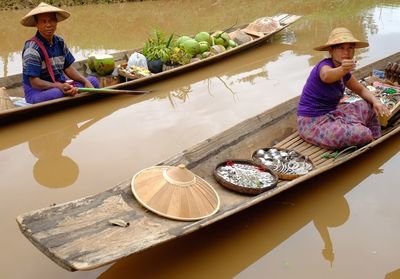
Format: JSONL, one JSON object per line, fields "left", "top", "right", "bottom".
{"left": 131, "top": 164, "right": 220, "bottom": 221}
{"left": 21, "top": 2, "right": 70, "bottom": 27}
{"left": 314, "top": 27, "right": 369, "bottom": 51}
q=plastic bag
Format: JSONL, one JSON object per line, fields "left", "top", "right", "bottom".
{"left": 127, "top": 52, "right": 148, "bottom": 69}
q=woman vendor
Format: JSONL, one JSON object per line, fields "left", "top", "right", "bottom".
{"left": 297, "top": 27, "right": 390, "bottom": 150}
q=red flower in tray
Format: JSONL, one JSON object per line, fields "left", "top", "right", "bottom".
{"left": 226, "top": 160, "right": 234, "bottom": 166}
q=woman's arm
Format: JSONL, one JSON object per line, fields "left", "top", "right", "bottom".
{"left": 346, "top": 76, "right": 390, "bottom": 117}
{"left": 319, "top": 59, "right": 356, "bottom": 83}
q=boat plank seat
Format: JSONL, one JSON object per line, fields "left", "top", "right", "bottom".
{"left": 274, "top": 133, "right": 348, "bottom": 169}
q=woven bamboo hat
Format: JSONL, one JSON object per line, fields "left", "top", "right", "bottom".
{"left": 131, "top": 164, "right": 220, "bottom": 221}
{"left": 314, "top": 27, "right": 369, "bottom": 51}
{"left": 20, "top": 2, "right": 70, "bottom": 27}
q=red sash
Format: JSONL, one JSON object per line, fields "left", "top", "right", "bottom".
{"left": 30, "top": 36, "right": 56, "bottom": 83}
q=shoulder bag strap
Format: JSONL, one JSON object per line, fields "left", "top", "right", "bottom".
{"left": 30, "top": 36, "right": 56, "bottom": 83}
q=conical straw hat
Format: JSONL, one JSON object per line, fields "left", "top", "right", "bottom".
{"left": 0, "top": 87, "right": 15, "bottom": 111}
{"left": 131, "top": 164, "right": 220, "bottom": 221}
{"left": 242, "top": 17, "right": 281, "bottom": 34}
{"left": 20, "top": 2, "right": 70, "bottom": 27}
{"left": 314, "top": 27, "right": 369, "bottom": 51}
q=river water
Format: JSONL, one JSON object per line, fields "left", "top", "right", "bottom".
{"left": 0, "top": 0, "right": 400, "bottom": 278}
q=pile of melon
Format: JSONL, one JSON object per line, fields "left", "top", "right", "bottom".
{"left": 175, "top": 30, "right": 238, "bottom": 59}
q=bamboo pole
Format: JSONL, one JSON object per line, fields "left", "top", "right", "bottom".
{"left": 77, "top": 87, "right": 150, "bottom": 95}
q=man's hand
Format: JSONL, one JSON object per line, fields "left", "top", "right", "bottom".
{"left": 83, "top": 79, "right": 94, "bottom": 88}
{"left": 55, "top": 81, "right": 77, "bottom": 96}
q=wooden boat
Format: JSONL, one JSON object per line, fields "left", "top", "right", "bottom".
{"left": 0, "top": 13, "right": 301, "bottom": 125}
{"left": 16, "top": 51, "right": 400, "bottom": 271}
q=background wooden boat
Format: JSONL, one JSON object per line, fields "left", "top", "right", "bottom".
{"left": 0, "top": 14, "right": 301, "bottom": 125}
{"left": 16, "top": 52, "right": 400, "bottom": 271}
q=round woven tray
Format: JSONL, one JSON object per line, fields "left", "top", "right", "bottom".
{"left": 213, "top": 159, "right": 278, "bottom": 195}
{"left": 117, "top": 63, "right": 141, "bottom": 80}
{"left": 252, "top": 147, "right": 314, "bottom": 180}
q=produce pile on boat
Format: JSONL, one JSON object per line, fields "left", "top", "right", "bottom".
{"left": 112, "top": 16, "right": 285, "bottom": 79}
{"left": 118, "top": 16, "right": 283, "bottom": 76}
{"left": 128, "top": 29, "right": 239, "bottom": 73}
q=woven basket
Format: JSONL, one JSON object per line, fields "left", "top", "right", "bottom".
{"left": 214, "top": 159, "right": 278, "bottom": 195}
{"left": 252, "top": 147, "right": 314, "bottom": 180}
{"left": 117, "top": 63, "right": 141, "bottom": 81}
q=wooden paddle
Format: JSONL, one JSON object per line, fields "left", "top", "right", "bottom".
{"left": 77, "top": 87, "right": 150, "bottom": 95}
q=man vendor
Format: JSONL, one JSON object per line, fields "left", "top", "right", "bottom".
{"left": 297, "top": 27, "right": 390, "bottom": 150}
{"left": 21, "top": 2, "right": 99, "bottom": 104}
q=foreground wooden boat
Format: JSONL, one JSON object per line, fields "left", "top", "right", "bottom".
{"left": 0, "top": 13, "right": 301, "bottom": 124}
{"left": 16, "top": 52, "right": 400, "bottom": 271}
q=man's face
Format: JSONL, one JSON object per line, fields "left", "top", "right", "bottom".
{"left": 35, "top": 12, "right": 57, "bottom": 39}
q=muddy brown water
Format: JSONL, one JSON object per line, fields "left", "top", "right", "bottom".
{"left": 0, "top": 1, "right": 400, "bottom": 278}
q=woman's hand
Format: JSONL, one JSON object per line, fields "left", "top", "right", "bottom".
{"left": 340, "top": 59, "right": 356, "bottom": 74}
{"left": 372, "top": 99, "right": 391, "bottom": 118}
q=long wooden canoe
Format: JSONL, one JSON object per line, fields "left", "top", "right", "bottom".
{"left": 0, "top": 13, "right": 301, "bottom": 125}
{"left": 16, "top": 52, "right": 400, "bottom": 271}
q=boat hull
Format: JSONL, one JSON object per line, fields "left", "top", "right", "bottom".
{"left": 15, "top": 52, "right": 400, "bottom": 271}
{"left": 0, "top": 14, "right": 301, "bottom": 125}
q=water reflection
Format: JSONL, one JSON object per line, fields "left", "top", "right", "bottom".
{"left": 313, "top": 192, "right": 350, "bottom": 266}
{"left": 0, "top": 1, "right": 399, "bottom": 278}
{"left": 29, "top": 124, "right": 80, "bottom": 188}
{"left": 1, "top": 0, "right": 398, "bottom": 77}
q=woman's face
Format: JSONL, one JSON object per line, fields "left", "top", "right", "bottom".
{"left": 329, "top": 43, "right": 355, "bottom": 65}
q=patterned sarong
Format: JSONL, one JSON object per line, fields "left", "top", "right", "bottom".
{"left": 297, "top": 100, "right": 381, "bottom": 150}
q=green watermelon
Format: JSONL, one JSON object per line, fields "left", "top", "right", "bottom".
{"left": 87, "top": 56, "right": 96, "bottom": 72}
{"left": 175, "top": 36, "right": 191, "bottom": 47}
{"left": 93, "top": 54, "right": 115, "bottom": 76}
{"left": 199, "top": 41, "right": 210, "bottom": 53}
{"left": 195, "top": 32, "right": 211, "bottom": 44}
{"left": 181, "top": 39, "right": 200, "bottom": 56}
